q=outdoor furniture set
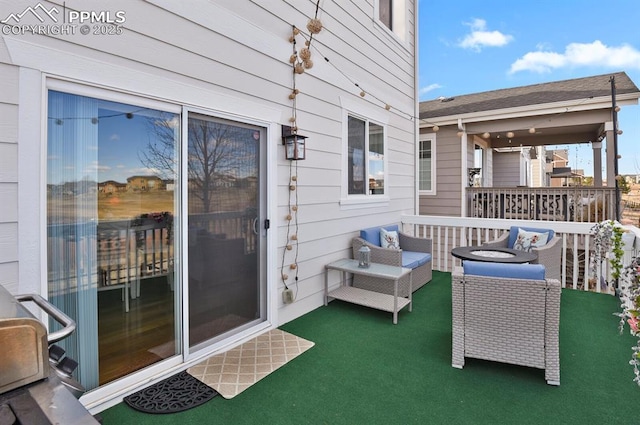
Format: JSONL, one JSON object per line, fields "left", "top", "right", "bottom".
{"left": 325, "top": 223, "right": 561, "bottom": 385}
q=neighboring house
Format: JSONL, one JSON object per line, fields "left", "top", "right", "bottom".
{"left": 546, "top": 149, "right": 572, "bottom": 187}
{"left": 0, "top": 0, "right": 417, "bottom": 412}
{"left": 164, "top": 179, "right": 175, "bottom": 191}
{"left": 98, "top": 180, "right": 127, "bottom": 194}
{"left": 126, "top": 175, "right": 165, "bottom": 191}
{"left": 417, "top": 72, "right": 640, "bottom": 217}
{"left": 623, "top": 174, "right": 640, "bottom": 185}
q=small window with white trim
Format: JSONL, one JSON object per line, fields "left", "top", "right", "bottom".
{"left": 347, "top": 115, "right": 386, "bottom": 196}
{"left": 418, "top": 133, "right": 435, "bottom": 194}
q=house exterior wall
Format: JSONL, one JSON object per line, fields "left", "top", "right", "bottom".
{"left": 531, "top": 147, "right": 546, "bottom": 187}
{"left": 0, "top": 0, "right": 417, "bottom": 410}
{"left": 485, "top": 146, "right": 494, "bottom": 186}
{"left": 531, "top": 157, "right": 543, "bottom": 187}
{"left": 549, "top": 149, "right": 570, "bottom": 187}
{"left": 493, "top": 151, "right": 523, "bottom": 187}
{"left": 418, "top": 126, "right": 462, "bottom": 216}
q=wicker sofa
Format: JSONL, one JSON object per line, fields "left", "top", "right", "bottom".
{"left": 451, "top": 261, "right": 561, "bottom": 385}
{"left": 351, "top": 225, "right": 432, "bottom": 297}
{"left": 483, "top": 225, "right": 562, "bottom": 281}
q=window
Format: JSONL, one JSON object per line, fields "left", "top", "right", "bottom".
{"left": 348, "top": 115, "right": 385, "bottom": 196}
{"left": 379, "top": 0, "right": 392, "bottom": 30}
{"left": 473, "top": 144, "right": 484, "bottom": 186}
{"left": 376, "top": 0, "right": 407, "bottom": 42}
{"left": 419, "top": 134, "right": 435, "bottom": 194}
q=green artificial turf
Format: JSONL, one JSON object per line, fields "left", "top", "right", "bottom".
{"left": 100, "top": 271, "right": 639, "bottom": 424}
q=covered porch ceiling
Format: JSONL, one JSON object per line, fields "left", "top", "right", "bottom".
{"left": 463, "top": 109, "right": 611, "bottom": 149}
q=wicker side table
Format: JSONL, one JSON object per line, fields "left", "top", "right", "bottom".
{"left": 325, "top": 259, "right": 412, "bottom": 324}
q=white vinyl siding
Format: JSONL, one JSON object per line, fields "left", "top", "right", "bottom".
{"left": 0, "top": 61, "right": 19, "bottom": 294}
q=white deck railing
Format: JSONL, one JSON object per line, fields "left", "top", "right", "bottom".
{"left": 401, "top": 215, "right": 640, "bottom": 294}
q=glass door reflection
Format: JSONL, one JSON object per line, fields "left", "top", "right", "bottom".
{"left": 187, "top": 114, "right": 264, "bottom": 348}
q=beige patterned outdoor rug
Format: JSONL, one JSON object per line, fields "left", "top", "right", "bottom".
{"left": 187, "top": 328, "right": 314, "bottom": 399}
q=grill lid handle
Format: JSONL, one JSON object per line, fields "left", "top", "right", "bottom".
{"left": 15, "top": 293, "right": 76, "bottom": 344}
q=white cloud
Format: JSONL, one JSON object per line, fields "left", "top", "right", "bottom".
{"left": 86, "top": 161, "right": 110, "bottom": 172}
{"left": 509, "top": 40, "right": 640, "bottom": 74}
{"left": 458, "top": 18, "right": 513, "bottom": 51}
{"left": 419, "top": 83, "right": 443, "bottom": 96}
{"left": 129, "top": 167, "right": 161, "bottom": 176}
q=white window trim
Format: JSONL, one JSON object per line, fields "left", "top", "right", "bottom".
{"left": 339, "top": 96, "right": 390, "bottom": 209}
{"left": 418, "top": 132, "right": 436, "bottom": 196}
{"left": 47, "top": 78, "right": 184, "bottom": 114}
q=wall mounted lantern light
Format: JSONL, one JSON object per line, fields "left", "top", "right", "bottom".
{"left": 282, "top": 125, "right": 307, "bottom": 160}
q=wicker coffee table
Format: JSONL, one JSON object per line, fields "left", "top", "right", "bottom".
{"left": 451, "top": 246, "right": 537, "bottom": 264}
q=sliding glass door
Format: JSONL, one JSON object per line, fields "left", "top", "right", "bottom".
{"left": 47, "top": 89, "right": 180, "bottom": 389}
{"left": 46, "top": 86, "right": 267, "bottom": 391}
{"left": 186, "top": 113, "right": 266, "bottom": 349}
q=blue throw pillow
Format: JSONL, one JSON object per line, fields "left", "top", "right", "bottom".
{"left": 360, "top": 225, "right": 399, "bottom": 247}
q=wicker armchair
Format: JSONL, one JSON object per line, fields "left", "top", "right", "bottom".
{"left": 351, "top": 225, "right": 432, "bottom": 297}
{"left": 483, "top": 225, "right": 562, "bottom": 281}
{"left": 452, "top": 262, "right": 561, "bottom": 385}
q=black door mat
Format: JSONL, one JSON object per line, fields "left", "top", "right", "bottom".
{"left": 123, "top": 371, "right": 218, "bottom": 414}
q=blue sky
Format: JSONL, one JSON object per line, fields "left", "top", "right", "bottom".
{"left": 418, "top": 0, "right": 640, "bottom": 176}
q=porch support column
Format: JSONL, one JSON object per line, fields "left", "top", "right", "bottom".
{"left": 592, "top": 141, "right": 602, "bottom": 187}
{"left": 605, "top": 121, "right": 615, "bottom": 187}
{"left": 459, "top": 119, "right": 468, "bottom": 221}
{"left": 460, "top": 136, "right": 468, "bottom": 219}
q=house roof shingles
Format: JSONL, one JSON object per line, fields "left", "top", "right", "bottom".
{"left": 419, "top": 71, "right": 640, "bottom": 120}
